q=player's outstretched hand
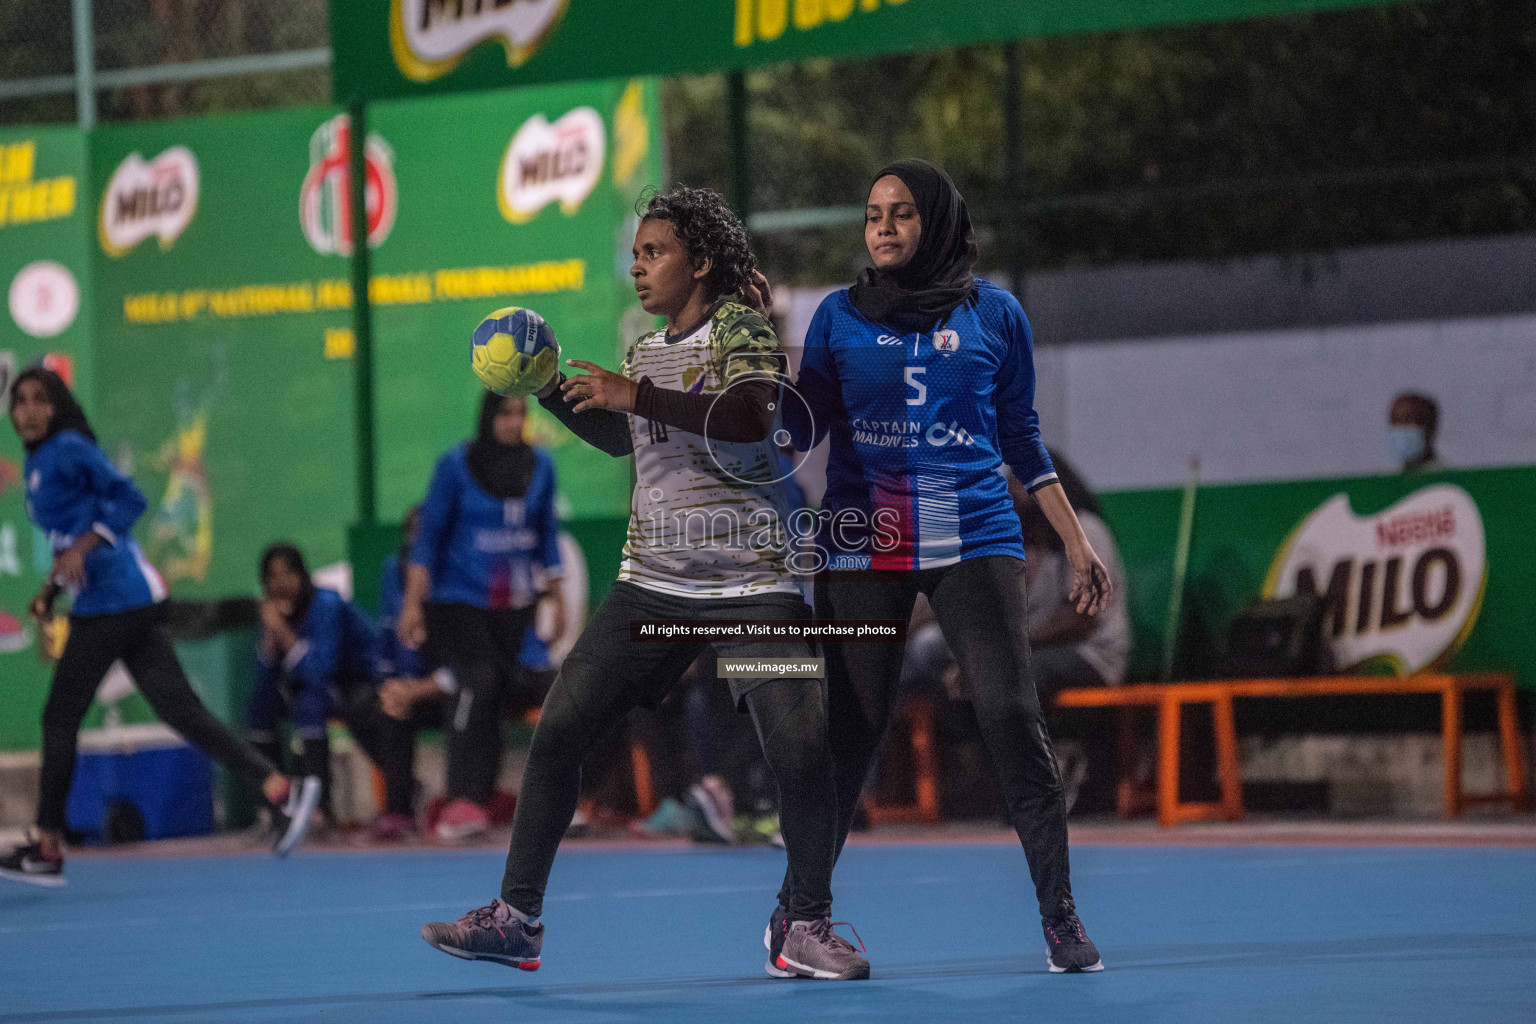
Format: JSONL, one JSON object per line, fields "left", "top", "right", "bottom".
{"left": 1067, "top": 546, "right": 1113, "bottom": 616}
{"left": 739, "top": 270, "right": 774, "bottom": 319}
{"left": 562, "top": 360, "right": 639, "bottom": 413}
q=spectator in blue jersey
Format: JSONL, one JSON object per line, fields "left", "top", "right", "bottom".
{"left": 0, "top": 369, "right": 319, "bottom": 888}
{"left": 250, "top": 543, "right": 401, "bottom": 832}
{"left": 782, "top": 160, "right": 1112, "bottom": 973}
{"left": 396, "top": 392, "right": 565, "bottom": 844}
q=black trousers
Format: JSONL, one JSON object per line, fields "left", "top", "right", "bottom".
{"left": 38, "top": 603, "right": 275, "bottom": 832}
{"left": 340, "top": 687, "right": 444, "bottom": 817}
{"left": 499, "top": 582, "right": 837, "bottom": 921}
{"left": 424, "top": 602, "right": 539, "bottom": 806}
{"left": 802, "top": 555, "right": 1076, "bottom": 919}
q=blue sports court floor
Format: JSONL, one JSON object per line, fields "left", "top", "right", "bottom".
{"left": 2, "top": 836, "right": 1534, "bottom": 1023}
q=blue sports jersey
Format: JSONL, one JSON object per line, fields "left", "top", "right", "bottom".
{"left": 24, "top": 430, "right": 166, "bottom": 616}
{"left": 786, "top": 280, "right": 1057, "bottom": 570}
{"left": 409, "top": 444, "right": 562, "bottom": 610}
{"left": 249, "top": 588, "right": 378, "bottom": 738}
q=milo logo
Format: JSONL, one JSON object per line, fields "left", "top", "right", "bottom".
{"left": 390, "top": 0, "right": 568, "bottom": 82}
{"left": 98, "top": 147, "right": 199, "bottom": 256}
{"left": 498, "top": 107, "right": 605, "bottom": 223}
{"left": 1264, "top": 484, "right": 1486, "bottom": 674}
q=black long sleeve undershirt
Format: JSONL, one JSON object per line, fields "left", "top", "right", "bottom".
{"left": 537, "top": 376, "right": 632, "bottom": 456}
{"left": 538, "top": 373, "right": 779, "bottom": 456}
{"left": 633, "top": 376, "right": 778, "bottom": 443}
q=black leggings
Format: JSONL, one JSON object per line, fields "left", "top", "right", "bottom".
{"left": 38, "top": 603, "right": 276, "bottom": 832}
{"left": 425, "top": 603, "right": 539, "bottom": 806}
{"left": 499, "top": 582, "right": 837, "bottom": 921}
{"left": 800, "top": 555, "right": 1075, "bottom": 919}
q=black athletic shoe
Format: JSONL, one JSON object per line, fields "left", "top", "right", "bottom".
{"left": 1043, "top": 914, "right": 1103, "bottom": 973}
{"left": 272, "top": 776, "right": 322, "bottom": 858}
{"left": 0, "top": 841, "right": 65, "bottom": 888}
{"left": 763, "top": 904, "right": 793, "bottom": 978}
{"left": 421, "top": 899, "right": 543, "bottom": 970}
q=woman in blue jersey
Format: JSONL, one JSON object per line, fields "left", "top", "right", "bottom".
{"left": 784, "top": 160, "right": 1112, "bottom": 972}
{"left": 250, "top": 543, "right": 399, "bottom": 832}
{"left": 0, "top": 369, "right": 319, "bottom": 887}
{"left": 396, "top": 392, "right": 565, "bottom": 844}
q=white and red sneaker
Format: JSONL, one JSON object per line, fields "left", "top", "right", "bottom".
{"left": 433, "top": 798, "right": 490, "bottom": 844}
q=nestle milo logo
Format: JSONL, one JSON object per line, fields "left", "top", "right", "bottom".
{"left": 1264, "top": 484, "right": 1486, "bottom": 674}
{"left": 390, "top": 0, "right": 568, "bottom": 82}
{"left": 498, "top": 107, "right": 604, "bottom": 223}
{"left": 98, "top": 147, "right": 199, "bottom": 256}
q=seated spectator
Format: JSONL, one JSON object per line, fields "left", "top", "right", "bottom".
{"left": 249, "top": 544, "right": 384, "bottom": 830}
{"left": 1389, "top": 391, "right": 1442, "bottom": 473}
{"left": 370, "top": 508, "right": 457, "bottom": 841}
{"left": 901, "top": 454, "right": 1129, "bottom": 812}
{"left": 1007, "top": 457, "right": 1130, "bottom": 700}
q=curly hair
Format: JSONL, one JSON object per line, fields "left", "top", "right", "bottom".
{"left": 638, "top": 186, "right": 757, "bottom": 298}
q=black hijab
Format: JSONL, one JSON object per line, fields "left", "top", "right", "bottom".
{"left": 9, "top": 366, "right": 96, "bottom": 454}
{"left": 466, "top": 392, "right": 536, "bottom": 500}
{"left": 848, "top": 159, "right": 979, "bottom": 334}
{"left": 259, "top": 543, "right": 317, "bottom": 623}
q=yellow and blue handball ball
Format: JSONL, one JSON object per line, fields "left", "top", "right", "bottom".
{"left": 470, "top": 306, "right": 560, "bottom": 396}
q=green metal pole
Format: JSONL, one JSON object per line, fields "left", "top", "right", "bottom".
{"left": 71, "top": 0, "right": 95, "bottom": 128}
{"left": 727, "top": 70, "right": 751, "bottom": 223}
{"left": 1002, "top": 41, "right": 1025, "bottom": 300}
{"left": 1161, "top": 456, "right": 1201, "bottom": 682}
{"left": 347, "top": 100, "right": 377, "bottom": 526}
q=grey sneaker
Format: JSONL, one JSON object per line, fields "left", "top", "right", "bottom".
{"left": 775, "top": 918, "right": 870, "bottom": 980}
{"left": 421, "top": 899, "right": 543, "bottom": 971}
{"left": 1043, "top": 913, "right": 1103, "bottom": 973}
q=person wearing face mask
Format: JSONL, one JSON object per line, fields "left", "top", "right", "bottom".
{"left": 396, "top": 393, "right": 566, "bottom": 845}
{"left": 782, "top": 159, "right": 1109, "bottom": 974}
{"left": 1389, "top": 392, "right": 1442, "bottom": 473}
{"left": 1, "top": 369, "right": 320, "bottom": 888}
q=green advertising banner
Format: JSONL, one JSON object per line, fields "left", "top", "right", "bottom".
{"left": 368, "top": 78, "right": 662, "bottom": 523}
{"left": 330, "top": 0, "right": 1406, "bottom": 103}
{"left": 90, "top": 79, "right": 658, "bottom": 604}
{"left": 1101, "top": 467, "right": 1536, "bottom": 689}
{"left": 0, "top": 126, "right": 92, "bottom": 749}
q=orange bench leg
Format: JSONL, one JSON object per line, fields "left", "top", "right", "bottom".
{"left": 1496, "top": 682, "right": 1532, "bottom": 812}
{"left": 910, "top": 700, "right": 940, "bottom": 824}
{"left": 1442, "top": 683, "right": 1463, "bottom": 819}
{"left": 1214, "top": 693, "right": 1244, "bottom": 822}
{"left": 630, "top": 743, "right": 656, "bottom": 818}
{"left": 1157, "top": 695, "right": 1181, "bottom": 827}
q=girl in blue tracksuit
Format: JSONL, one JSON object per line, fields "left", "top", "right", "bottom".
{"left": 1, "top": 369, "right": 317, "bottom": 887}
{"left": 249, "top": 543, "right": 384, "bottom": 824}
{"left": 782, "top": 161, "right": 1112, "bottom": 972}
{"left": 396, "top": 392, "right": 565, "bottom": 839}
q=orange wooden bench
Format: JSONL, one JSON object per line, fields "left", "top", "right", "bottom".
{"left": 1055, "top": 673, "right": 1532, "bottom": 827}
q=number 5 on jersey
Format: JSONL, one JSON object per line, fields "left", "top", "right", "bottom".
{"left": 905, "top": 366, "right": 927, "bottom": 406}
